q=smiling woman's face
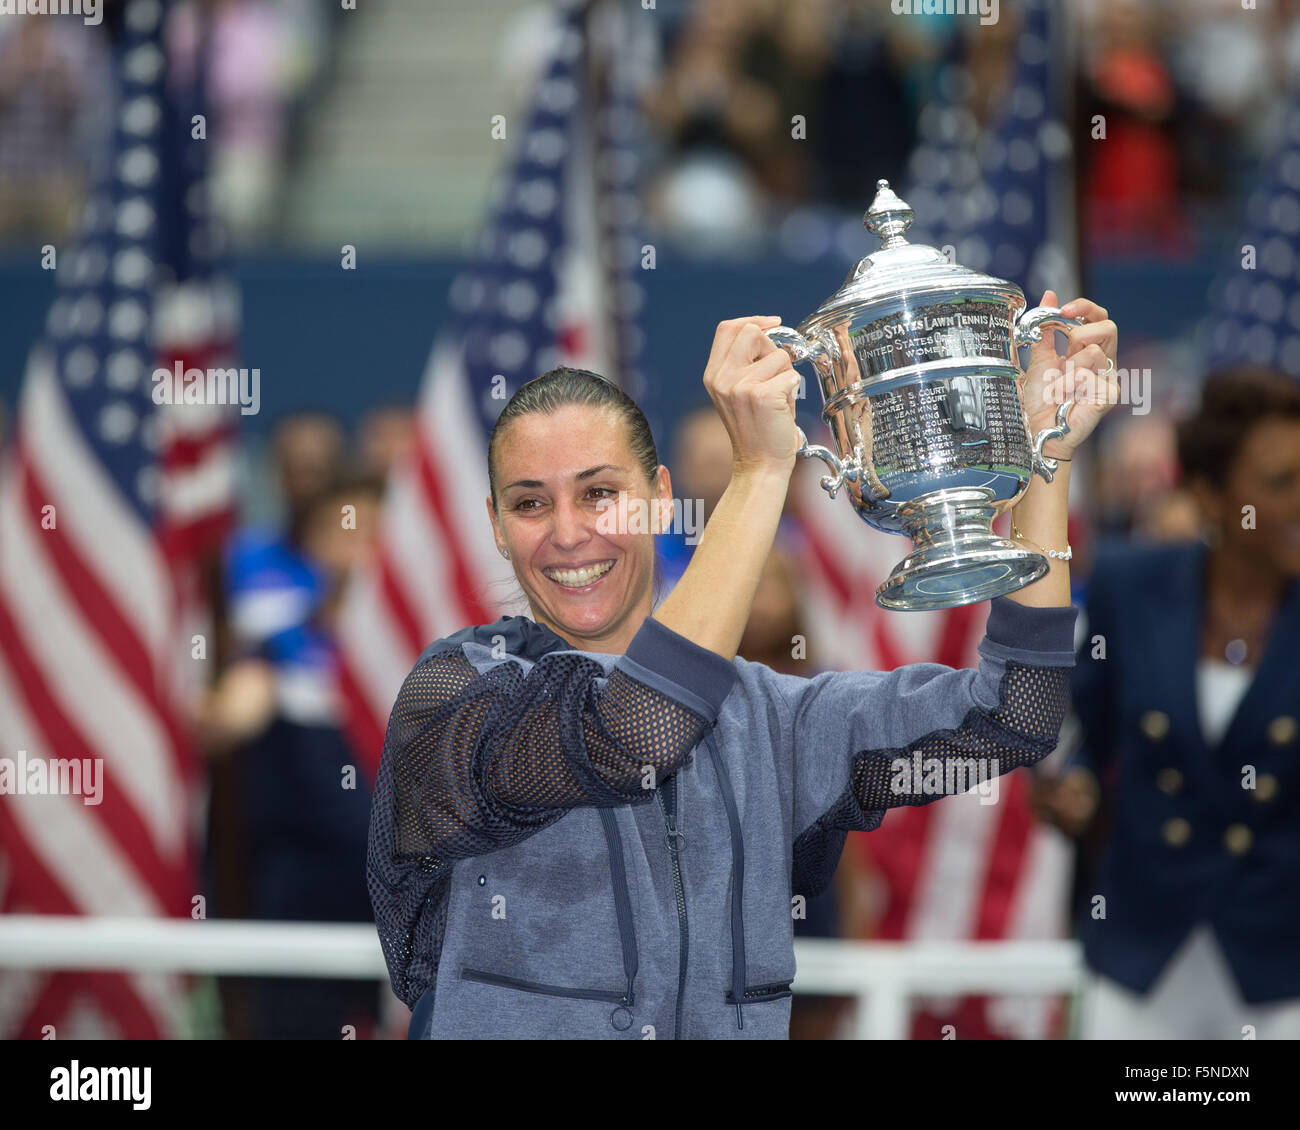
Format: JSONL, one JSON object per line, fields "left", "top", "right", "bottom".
{"left": 487, "top": 403, "right": 672, "bottom": 653}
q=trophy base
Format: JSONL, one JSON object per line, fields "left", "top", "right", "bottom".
{"left": 875, "top": 487, "right": 1049, "bottom": 611}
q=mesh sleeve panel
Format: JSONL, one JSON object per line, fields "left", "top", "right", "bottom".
{"left": 366, "top": 642, "right": 713, "bottom": 1008}
{"left": 792, "top": 661, "right": 1071, "bottom": 900}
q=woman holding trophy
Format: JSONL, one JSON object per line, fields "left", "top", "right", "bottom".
{"left": 365, "top": 173, "right": 1119, "bottom": 1038}
{"left": 366, "top": 268, "right": 1118, "bottom": 1038}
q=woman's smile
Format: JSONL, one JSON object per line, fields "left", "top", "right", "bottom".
{"left": 542, "top": 558, "right": 616, "bottom": 590}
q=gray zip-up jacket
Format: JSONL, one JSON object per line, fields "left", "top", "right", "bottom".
{"left": 366, "top": 595, "right": 1077, "bottom": 1040}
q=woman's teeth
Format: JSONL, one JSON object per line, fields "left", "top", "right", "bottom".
{"left": 545, "top": 560, "right": 614, "bottom": 587}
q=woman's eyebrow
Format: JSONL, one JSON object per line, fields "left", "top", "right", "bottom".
{"left": 502, "top": 465, "right": 629, "bottom": 491}
{"left": 575, "top": 464, "right": 629, "bottom": 481}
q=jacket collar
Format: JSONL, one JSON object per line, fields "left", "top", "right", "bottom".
{"left": 1214, "top": 552, "right": 1300, "bottom": 755}
{"left": 470, "top": 615, "right": 576, "bottom": 661}
{"left": 1164, "top": 540, "right": 1300, "bottom": 757}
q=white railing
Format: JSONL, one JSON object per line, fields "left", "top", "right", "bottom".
{"left": 0, "top": 916, "right": 1085, "bottom": 1039}
{"left": 794, "top": 937, "right": 1084, "bottom": 1039}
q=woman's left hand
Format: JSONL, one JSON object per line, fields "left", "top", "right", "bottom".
{"left": 1018, "top": 290, "right": 1119, "bottom": 460}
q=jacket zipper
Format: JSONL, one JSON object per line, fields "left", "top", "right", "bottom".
{"left": 657, "top": 773, "right": 688, "bottom": 1040}
{"left": 724, "top": 981, "right": 792, "bottom": 1004}
{"left": 705, "top": 727, "right": 748, "bottom": 1031}
{"left": 460, "top": 968, "right": 628, "bottom": 1004}
{"left": 598, "top": 807, "right": 639, "bottom": 1008}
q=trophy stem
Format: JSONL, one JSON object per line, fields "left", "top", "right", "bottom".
{"left": 876, "top": 487, "right": 1049, "bottom": 611}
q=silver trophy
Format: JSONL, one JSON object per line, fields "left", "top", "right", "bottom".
{"left": 770, "top": 179, "right": 1082, "bottom": 611}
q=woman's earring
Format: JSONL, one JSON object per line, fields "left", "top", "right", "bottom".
{"left": 500, "top": 547, "right": 510, "bottom": 560}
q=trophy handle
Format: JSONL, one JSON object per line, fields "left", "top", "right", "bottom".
{"left": 794, "top": 426, "right": 858, "bottom": 500}
{"left": 1014, "top": 306, "right": 1086, "bottom": 483}
{"left": 1028, "top": 400, "right": 1075, "bottom": 483}
{"left": 765, "top": 327, "right": 856, "bottom": 499}
{"left": 766, "top": 325, "right": 836, "bottom": 367}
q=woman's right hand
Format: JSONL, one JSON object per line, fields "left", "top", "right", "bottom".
{"left": 702, "top": 316, "right": 802, "bottom": 477}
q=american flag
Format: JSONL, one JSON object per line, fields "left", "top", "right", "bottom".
{"left": 1200, "top": 82, "right": 1300, "bottom": 378}
{"left": 790, "top": 0, "right": 1077, "bottom": 1040}
{"left": 0, "top": 0, "right": 237, "bottom": 1038}
{"left": 335, "top": 0, "right": 647, "bottom": 782}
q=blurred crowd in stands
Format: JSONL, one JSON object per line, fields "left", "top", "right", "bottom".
{"left": 641, "top": 0, "right": 1300, "bottom": 258}
{"left": 4, "top": 0, "right": 1300, "bottom": 256}
{"left": 0, "top": 0, "right": 341, "bottom": 244}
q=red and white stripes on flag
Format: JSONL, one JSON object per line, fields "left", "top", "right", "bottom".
{"left": 0, "top": 0, "right": 236, "bottom": 1039}
{"left": 155, "top": 279, "right": 241, "bottom": 563}
{"left": 0, "top": 357, "right": 199, "bottom": 1039}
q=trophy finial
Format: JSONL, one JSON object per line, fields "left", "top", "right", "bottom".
{"left": 864, "top": 179, "right": 915, "bottom": 250}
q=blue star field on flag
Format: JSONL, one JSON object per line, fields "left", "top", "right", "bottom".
{"left": 1201, "top": 86, "right": 1300, "bottom": 380}
{"left": 903, "top": 0, "right": 1075, "bottom": 303}
{"left": 42, "top": 0, "right": 172, "bottom": 525}
{"left": 448, "top": 0, "right": 648, "bottom": 439}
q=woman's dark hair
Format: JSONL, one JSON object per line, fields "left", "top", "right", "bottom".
{"left": 1177, "top": 366, "right": 1300, "bottom": 485}
{"left": 487, "top": 367, "right": 660, "bottom": 509}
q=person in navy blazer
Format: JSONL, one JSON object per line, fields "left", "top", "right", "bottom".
{"left": 1042, "top": 367, "right": 1300, "bottom": 1039}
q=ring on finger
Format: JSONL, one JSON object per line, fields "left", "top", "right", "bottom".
{"left": 1098, "top": 354, "right": 1116, "bottom": 378}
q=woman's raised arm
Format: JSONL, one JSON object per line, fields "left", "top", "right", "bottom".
{"left": 753, "top": 596, "right": 1078, "bottom": 900}
{"left": 652, "top": 316, "right": 801, "bottom": 659}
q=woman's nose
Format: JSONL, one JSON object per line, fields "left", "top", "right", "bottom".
{"left": 549, "top": 498, "right": 592, "bottom": 550}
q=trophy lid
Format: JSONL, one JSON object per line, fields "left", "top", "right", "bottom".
{"left": 806, "top": 180, "right": 1021, "bottom": 322}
